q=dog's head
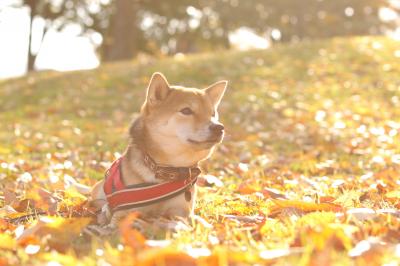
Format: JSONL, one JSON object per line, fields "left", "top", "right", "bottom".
{"left": 141, "top": 72, "right": 227, "bottom": 161}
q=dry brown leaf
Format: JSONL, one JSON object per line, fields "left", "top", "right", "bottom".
{"left": 221, "top": 214, "right": 265, "bottom": 224}
{"left": 18, "top": 216, "right": 91, "bottom": 251}
{"left": 237, "top": 180, "right": 259, "bottom": 195}
{"left": 14, "top": 199, "right": 33, "bottom": 213}
{"left": 3, "top": 189, "right": 17, "bottom": 206}
{"left": 0, "top": 219, "right": 12, "bottom": 232}
{"left": 262, "top": 188, "right": 287, "bottom": 199}
{"left": 319, "top": 196, "right": 336, "bottom": 203}
{"left": 346, "top": 208, "right": 377, "bottom": 221}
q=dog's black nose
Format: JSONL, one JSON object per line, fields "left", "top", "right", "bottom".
{"left": 209, "top": 123, "right": 224, "bottom": 133}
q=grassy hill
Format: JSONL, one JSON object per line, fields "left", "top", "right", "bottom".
{"left": 0, "top": 36, "right": 399, "bottom": 265}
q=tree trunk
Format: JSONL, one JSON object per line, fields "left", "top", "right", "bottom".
{"left": 176, "top": 35, "right": 192, "bottom": 54}
{"left": 27, "top": 51, "right": 36, "bottom": 72}
{"left": 27, "top": 1, "right": 37, "bottom": 72}
{"left": 103, "top": 0, "right": 137, "bottom": 61}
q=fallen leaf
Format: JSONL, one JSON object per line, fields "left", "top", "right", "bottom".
{"left": 145, "top": 240, "right": 171, "bottom": 248}
{"left": 237, "top": 163, "right": 249, "bottom": 173}
{"left": 348, "top": 237, "right": 387, "bottom": 265}
{"left": 18, "top": 216, "right": 91, "bottom": 251}
{"left": 185, "top": 246, "right": 211, "bottom": 258}
{"left": 385, "top": 190, "right": 400, "bottom": 201}
{"left": 119, "top": 212, "right": 146, "bottom": 250}
{"left": 259, "top": 247, "right": 303, "bottom": 260}
{"left": 0, "top": 219, "right": 12, "bottom": 232}
{"left": 293, "top": 223, "right": 354, "bottom": 251}
{"left": 0, "top": 234, "right": 16, "bottom": 250}
{"left": 237, "top": 179, "right": 259, "bottom": 195}
{"left": 3, "top": 189, "right": 17, "bottom": 206}
{"left": 0, "top": 205, "right": 18, "bottom": 217}
{"left": 319, "top": 196, "right": 336, "bottom": 203}
{"left": 376, "top": 209, "right": 400, "bottom": 218}
{"left": 25, "top": 244, "right": 40, "bottom": 255}
{"left": 136, "top": 248, "right": 197, "bottom": 266}
{"left": 63, "top": 174, "right": 91, "bottom": 195}
{"left": 221, "top": 214, "right": 264, "bottom": 224}
{"left": 192, "top": 215, "right": 213, "bottom": 229}
{"left": 346, "top": 208, "right": 377, "bottom": 221}
{"left": 262, "top": 187, "right": 287, "bottom": 199}
{"left": 201, "top": 174, "right": 224, "bottom": 187}
{"left": 272, "top": 199, "right": 343, "bottom": 213}
{"left": 14, "top": 199, "right": 33, "bottom": 213}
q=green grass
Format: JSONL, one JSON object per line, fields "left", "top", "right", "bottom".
{"left": 0, "top": 36, "right": 400, "bottom": 265}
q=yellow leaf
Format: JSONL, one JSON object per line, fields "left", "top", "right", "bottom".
{"left": 385, "top": 190, "right": 400, "bottom": 199}
{"left": 272, "top": 199, "right": 343, "bottom": 212}
{"left": 299, "top": 224, "right": 355, "bottom": 251}
{"left": 63, "top": 187, "right": 87, "bottom": 203}
{"left": 0, "top": 234, "right": 16, "bottom": 250}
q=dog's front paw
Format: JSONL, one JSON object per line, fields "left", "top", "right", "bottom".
{"left": 84, "top": 224, "right": 117, "bottom": 237}
{"left": 152, "top": 217, "right": 192, "bottom": 232}
{"left": 95, "top": 204, "right": 112, "bottom": 225}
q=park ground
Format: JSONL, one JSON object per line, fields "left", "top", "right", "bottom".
{"left": 0, "top": 36, "right": 400, "bottom": 265}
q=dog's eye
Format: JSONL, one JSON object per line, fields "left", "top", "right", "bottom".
{"left": 180, "top": 107, "right": 194, "bottom": 115}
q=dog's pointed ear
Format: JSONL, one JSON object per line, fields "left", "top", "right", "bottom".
{"left": 205, "top": 80, "right": 228, "bottom": 107}
{"left": 146, "top": 72, "right": 170, "bottom": 105}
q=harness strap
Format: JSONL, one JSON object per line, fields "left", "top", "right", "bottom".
{"left": 103, "top": 157, "right": 124, "bottom": 193}
{"left": 107, "top": 177, "right": 197, "bottom": 212}
{"left": 103, "top": 157, "right": 199, "bottom": 213}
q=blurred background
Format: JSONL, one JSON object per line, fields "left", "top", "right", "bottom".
{"left": 0, "top": 0, "right": 399, "bottom": 79}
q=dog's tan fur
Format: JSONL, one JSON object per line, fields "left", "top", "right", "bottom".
{"left": 91, "top": 72, "right": 227, "bottom": 225}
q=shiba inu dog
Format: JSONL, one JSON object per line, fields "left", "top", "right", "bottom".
{"left": 90, "top": 72, "right": 227, "bottom": 226}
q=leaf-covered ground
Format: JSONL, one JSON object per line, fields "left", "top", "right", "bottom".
{"left": 0, "top": 36, "right": 400, "bottom": 265}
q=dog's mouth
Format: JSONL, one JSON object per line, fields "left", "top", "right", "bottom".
{"left": 188, "top": 137, "right": 222, "bottom": 145}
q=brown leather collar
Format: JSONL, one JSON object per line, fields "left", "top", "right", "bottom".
{"left": 143, "top": 153, "right": 201, "bottom": 181}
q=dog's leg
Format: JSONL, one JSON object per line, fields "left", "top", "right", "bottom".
{"left": 90, "top": 181, "right": 106, "bottom": 209}
{"left": 84, "top": 204, "right": 116, "bottom": 237}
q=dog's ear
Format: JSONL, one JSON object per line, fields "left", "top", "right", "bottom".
{"left": 146, "top": 72, "right": 170, "bottom": 105}
{"left": 205, "top": 80, "right": 228, "bottom": 107}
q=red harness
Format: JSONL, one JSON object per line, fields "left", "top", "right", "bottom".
{"left": 103, "top": 157, "right": 198, "bottom": 213}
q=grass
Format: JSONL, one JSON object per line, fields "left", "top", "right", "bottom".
{"left": 0, "top": 36, "right": 400, "bottom": 265}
